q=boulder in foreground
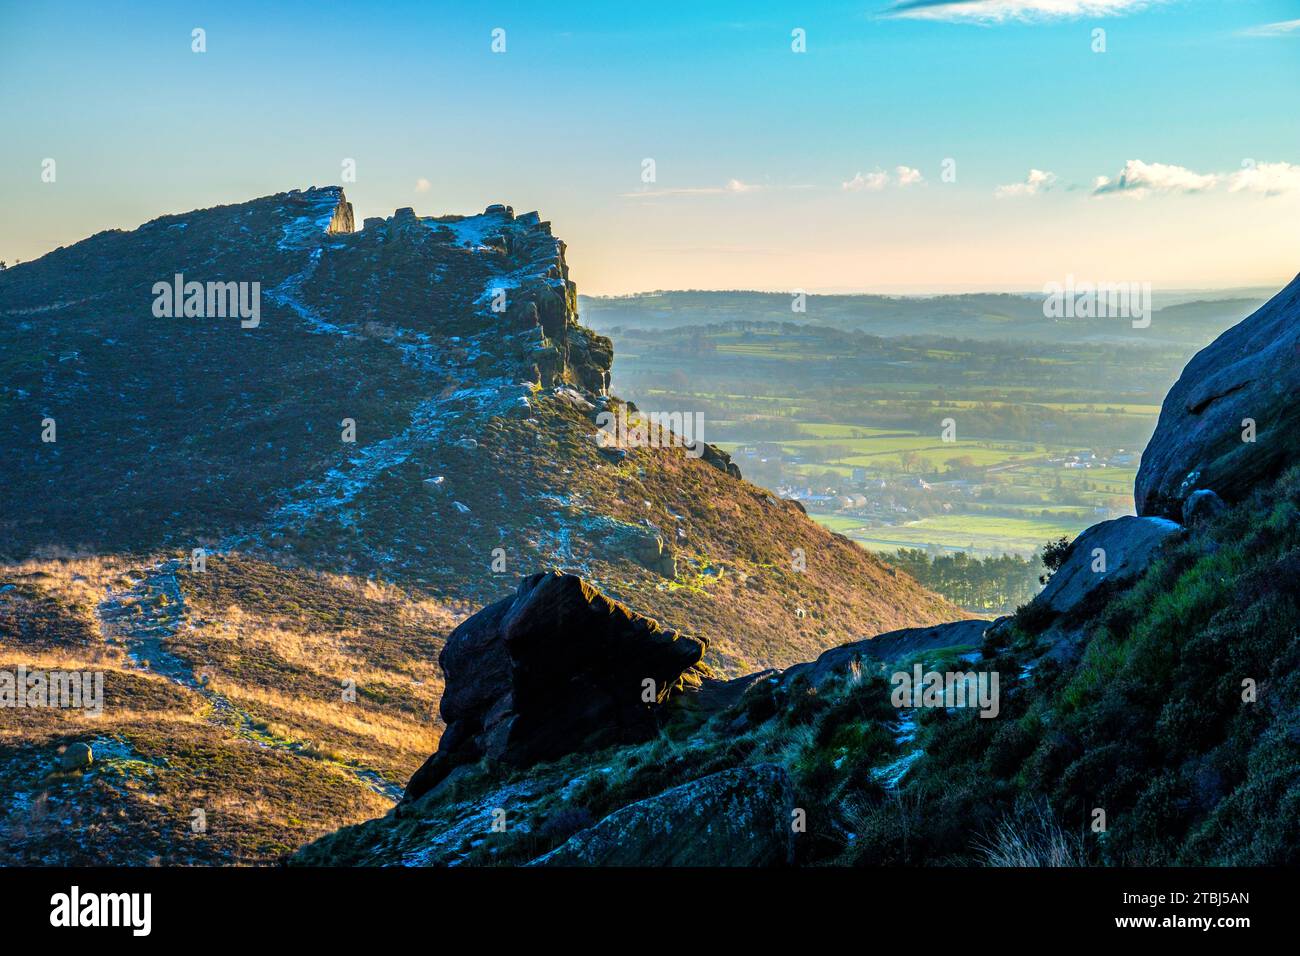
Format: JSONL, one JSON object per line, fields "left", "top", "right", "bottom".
{"left": 1030, "top": 515, "right": 1181, "bottom": 621}
{"left": 405, "top": 571, "right": 708, "bottom": 803}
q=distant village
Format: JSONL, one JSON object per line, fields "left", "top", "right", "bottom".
{"left": 727, "top": 442, "right": 1137, "bottom": 523}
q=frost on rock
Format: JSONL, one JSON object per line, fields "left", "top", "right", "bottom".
{"left": 276, "top": 186, "right": 353, "bottom": 250}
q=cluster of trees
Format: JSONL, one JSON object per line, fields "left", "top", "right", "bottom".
{"left": 885, "top": 547, "right": 1048, "bottom": 614}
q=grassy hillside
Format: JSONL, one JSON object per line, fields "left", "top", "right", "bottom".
{"left": 302, "top": 466, "right": 1300, "bottom": 866}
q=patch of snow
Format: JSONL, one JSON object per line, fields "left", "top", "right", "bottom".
{"left": 432, "top": 213, "right": 505, "bottom": 251}
{"left": 265, "top": 249, "right": 357, "bottom": 338}
{"left": 872, "top": 749, "right": 924, "bottom": 790}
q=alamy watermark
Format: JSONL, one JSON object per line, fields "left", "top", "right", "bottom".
{"left": 50, "top": 886, "right": 151, "bottom": 936}
{"left": 595, "top": 407, "right": 705, "bottom": 458}
{"left": 890, "top": 664, "right": 999, "bottom": 718}
{"left": 1042, "top": 275, "right": 1151, "bottom": 329}
{"left": 152, "top": 273, "right": 261, "bottom": 328}
{"left": 0, "top": 665, "right": 104, "bottom": 716}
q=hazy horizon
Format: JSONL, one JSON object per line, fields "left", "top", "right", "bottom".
{"left": 576, "top": 282, "right": 1284, "bottom": 299}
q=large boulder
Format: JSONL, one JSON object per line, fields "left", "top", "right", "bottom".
{"left": 780, "top": 618, "right": 992, "bottom": 688}
{"left": 404, "top": 572, "right": 708, "bottom": 803}
{"left": 1136, "top": 274, "right": 1300, "bottom": 519}
{"left": 1029, "top": 515, "right": 1181, "bottom": 622}
{"left": 530, "top": 764, "right": 795, "bottom": 866}
{"left": 1182, "top": 488, "right": 1228, "bottom": 528}
{"left": 58, "top": 742, "right": 93, "bottom": 771}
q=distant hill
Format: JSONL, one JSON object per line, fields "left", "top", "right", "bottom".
{"left": 579, "top": 290, "right": 1263, "bottom": 348}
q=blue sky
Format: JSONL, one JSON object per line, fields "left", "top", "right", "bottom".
{"left": 2, "top": 0, "right": 1298, "bottom": 292}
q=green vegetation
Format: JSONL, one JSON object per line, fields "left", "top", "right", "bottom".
{"left": 885, "top": 548, "right": 1046, "bottom": 615}
{"left": 830, "top": 513, "right": 1088, "bottom": 558}
{"left": 853, "top": 467, "right": 1300, "bottom": 865}
{"left": 599, "top": 316, "right": 1243, "bottom": 606}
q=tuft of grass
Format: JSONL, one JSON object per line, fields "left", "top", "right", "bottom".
{"left": 973, "top": 798, "right": 1087, "bottom": 867}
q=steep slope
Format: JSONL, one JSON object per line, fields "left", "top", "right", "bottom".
{"left": 304, "top": 460, "right": 1300, "bottom": 869}
{"left": 0, "top": 187, "right": 956, "bottom": 864}
{"left": 0, "top": 552, "right": 457, "bottom": 864}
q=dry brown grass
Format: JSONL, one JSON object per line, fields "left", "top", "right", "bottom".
{"left": 0, "top": 550, "right": 457, "bottom": 864}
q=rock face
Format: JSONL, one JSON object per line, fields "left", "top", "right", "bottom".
{"left": 405, "top": 572, "right": 708, "bottom": 803}
{"left": 324, "top": 194, "right": 354, "bottom": 234}
{"left": 781, "top": 618, "right": 992, "bottom": 688}
{"left": 1136, "top": 274, "right": 1300, "bottom": 519}
{"left": 1028, "top": 515, "right": 1181, "bottom": 621}
{"left": 530, "top": 764, "right": 795, "bottom": 867}
{"left": 696, "top": 441, "right": 742, "bottom": 479}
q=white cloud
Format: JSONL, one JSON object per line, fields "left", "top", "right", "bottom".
{"left": 895, "top": 165, "right": 924, "bottom": 186}
{"left": 1227, "top": 161, "right": 1300, "bottom": 196}
{"left": 995, "top": 168, "right": 1057, "bottom": 197}
{"left": 1092, "top": 159, "right": 1218, "bottom": 197}
{"left": 415, "top": 178, "right": 432, "bottom": 193}
{"left": 843, "top": 170, "right": 890, "bottom": 192}
{"left": 1239, "top": 19, "right": 1300, "bottom": 38}
{"left": 883, "top": 0, "right": 1159, "bottom": 24}
{"left": 842, "top": 167, "right": 922, "bottom": 191}
{"left": 622, "top": 178, "right": 798, "bottom": 199}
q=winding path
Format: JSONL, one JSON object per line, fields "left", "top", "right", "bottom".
{"left": 96, "top": 559, "right": 403, "bottom": 802}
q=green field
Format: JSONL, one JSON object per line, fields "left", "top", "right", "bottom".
{"left": 813, "top": 512, "right": 1086, "bottom": 556}
{"left": 607, "top": 320, "right": 1168, "bottom": 559}
{"left": 716, "top": 426, "right": 1136, "bottom": 557}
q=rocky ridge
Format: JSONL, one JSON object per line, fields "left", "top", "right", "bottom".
{"left": 0, "top": 186, "right": 959, "bottom": 677}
